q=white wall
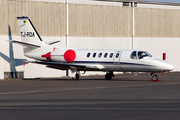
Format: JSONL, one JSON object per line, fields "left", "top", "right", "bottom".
{"left": 68, "top": 37, "right": 132, "bottom": 49}
{"left": 0, "top": 35, "right": 67, "bottom": 79}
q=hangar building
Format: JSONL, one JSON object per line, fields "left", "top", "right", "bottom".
{"left": 0, "top": 0, "right": 180, "bottom": 79}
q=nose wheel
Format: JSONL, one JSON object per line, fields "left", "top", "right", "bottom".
{"left": 150, "top": 73, "right": 160, "bottom": 82}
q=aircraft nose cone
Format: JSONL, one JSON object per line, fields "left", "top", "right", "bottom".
{"left": 167, "top": 63, "right": 174, "bottom": 71}
{"left": 161, "top": 61, "right": 174, "bottom": 71}
{"left": 154, "top": 59, "right": 174, "bottom": 71}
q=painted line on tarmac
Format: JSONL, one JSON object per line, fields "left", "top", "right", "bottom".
{"left": 0, "top": 82, "right": 180, "bottom": 95}
{"left": 0, "top": 90, "right": 57, "bottom": 95}
{"left": 0, "top": 106, "right": 180, "bottom": 111}
{"left": 0, "top": 100, "right": 180, "bottom": 106}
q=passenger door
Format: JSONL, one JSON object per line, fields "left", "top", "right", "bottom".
{"left": 113, "top": 51, "right": 122, "bottom": 64}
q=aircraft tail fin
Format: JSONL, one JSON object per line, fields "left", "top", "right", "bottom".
{"left": 17, "top": 17, "right": 45, "bottom": 48}
{"left": 16, "top": 17, "right": 48, "bottom": 55}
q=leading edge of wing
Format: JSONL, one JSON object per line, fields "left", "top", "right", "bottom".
{"left": 28, "top": 61, "right": 105, "bottom": 70}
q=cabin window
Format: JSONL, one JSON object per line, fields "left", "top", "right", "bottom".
{"left": 87, "top": 53, "right": 90, "bottom": 58}
{"left": 98, "top": 53, "right": 102, "bottom": 58}
{"left": 104, "top": 53, "right": 108, "bottom": 58}
{"left": 138, "top": 51, "right": 152, "bottom": 59}
{"left": 109, "top": 53, "right": 113, "bottom": 58}
{"left": 130, "top": 51, "right": 137, "bottom": 59}
{"left": 116, "top": 53, "right": 119, "bottom": 58}
{"left": 93, "top": 53, "right": 96, "bottom": 58}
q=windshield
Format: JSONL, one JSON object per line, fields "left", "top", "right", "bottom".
{"left": 138, "top": 51, "right": 152, "bottom": 59}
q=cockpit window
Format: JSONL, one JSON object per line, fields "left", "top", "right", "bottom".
{"left": 130, "top": 51, "right": 137, "bottom": 59}
{"left": 145, "top": 51, "right": 152, "bottom": 57}
{"left": 138, "top": 51, "right": 152, "bottom": 59}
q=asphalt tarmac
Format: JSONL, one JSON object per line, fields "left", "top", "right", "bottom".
{"left": 0, "top": 72, "right": 180, "bottom": 120}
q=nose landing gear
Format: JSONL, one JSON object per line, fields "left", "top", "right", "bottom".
{"left": 150, "top": 73, "right": 161, "bottom": 82}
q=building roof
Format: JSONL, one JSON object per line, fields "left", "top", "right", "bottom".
{"left": 96, "top": 0, "right": 180, "bottom": 6}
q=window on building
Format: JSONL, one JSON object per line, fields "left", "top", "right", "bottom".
{"left": 131, "top": 2, "right": 137, "bottom": 7}
{"left": 123, "top": 2, "right": 129, "bottom": 7}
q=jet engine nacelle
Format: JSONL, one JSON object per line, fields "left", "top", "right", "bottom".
{"left": 41, "top": 49, "right": 76, "bottom": 62}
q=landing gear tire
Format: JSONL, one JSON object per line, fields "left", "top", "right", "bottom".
{"left": 151, "top": 73, "right": 158, "bottom": 82}
{"left": 105, "top": 71, "right": 114, "bottom": 80}
{"left": 105, "top": 73, "right": 112, "bottom": 80}
{"left": 72, "top": 73, "right": 80, "bottom": 80}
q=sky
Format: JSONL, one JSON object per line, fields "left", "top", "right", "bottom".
{"left": 139, "top": 0, "right": 180, "bottom": 3}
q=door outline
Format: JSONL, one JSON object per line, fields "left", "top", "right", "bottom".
{"left": 113, "top": 51, "right": 122, "bottom": 64}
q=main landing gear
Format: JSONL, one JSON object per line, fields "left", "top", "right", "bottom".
{"left": 150, "top": 73, "right": 161, "bottom": 82}
{"left": 105, "top": 71, "right": 114, "bottom": 80}
{"left": 72, "top": 72, "right": 80, "bottom": 80}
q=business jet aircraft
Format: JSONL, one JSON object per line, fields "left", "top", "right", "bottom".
{"left": 10, "top": 17, "right": 174, "bottom": 81}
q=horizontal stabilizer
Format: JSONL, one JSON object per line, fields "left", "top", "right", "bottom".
{"left": 46, "top": 40, "right": 60, "bottom": 45}
{"left": 7, "top": 40, "right": 40, "bottom": 47}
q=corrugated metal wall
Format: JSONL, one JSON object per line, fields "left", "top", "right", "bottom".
{"left": 135, "top": 8, "right": 180, "bottom": 37}
{"left": 1, "top": 0, "right": 132, "bottom": 37}
{"left": 0, "top": 0, "right": 6, "bottom": 35}
{"left": 1, "top": 0, "right": 66, "bottom": 36}
{"left": 69, "top": 4, "right": 132, "bottom": 37}
{"left": 1, "top": 0, "right": 180, "bottom": 38}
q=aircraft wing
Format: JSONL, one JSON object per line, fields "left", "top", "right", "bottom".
{"left": 28, "top": 61, "right": 105, "bottom": 71}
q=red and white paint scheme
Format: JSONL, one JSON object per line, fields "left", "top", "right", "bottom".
{"left": 10, "top": 17, "right": 174, "bottom": 81}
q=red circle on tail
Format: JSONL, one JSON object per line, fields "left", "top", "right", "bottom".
{"left": 64, "top": 49, "right": 76, "bottom": 62}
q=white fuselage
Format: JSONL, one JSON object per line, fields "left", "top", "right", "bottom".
{"left": 25, "top": 48, "right": 174, "bottom": 72}
{"left": 14, "top": 17, "right": 174, "bottom": 80}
